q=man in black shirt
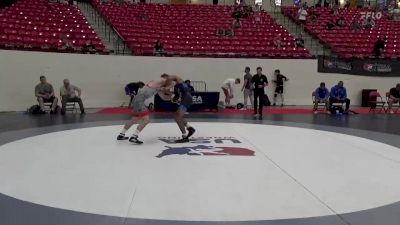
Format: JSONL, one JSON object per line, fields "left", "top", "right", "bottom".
{"left": 251, "top": 67, "right": 268, "bottom": 119}
{"left": 272, "top": 69, "right": 288, "bottom": 107}
{"left": 373, "top": 37, "right": 386, "bottom": 57}
{"left": 388, "top": 83, "right": 400, "bottom": 114}
{"left": 125, "top": 82, "right": 145, "bottom": 107}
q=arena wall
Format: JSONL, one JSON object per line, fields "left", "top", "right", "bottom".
{"left": 0, "top": 50, "right": 398, "bottom": 111}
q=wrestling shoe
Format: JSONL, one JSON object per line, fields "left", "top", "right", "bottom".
{"left": 186, "top": 127, "right": 196, "bottom": 139}
{"left": 175, "top": 137, "right": 189, "bottom": 143}
{"left": 129, "top": 135, "right": 143, "bottom": 144}
{"left": 117, "top": 134, "right": 129, "bottom": 140}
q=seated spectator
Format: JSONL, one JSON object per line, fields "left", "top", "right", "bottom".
{"left": 225, "top": 28, "right": 235, "bottom": 37}
{"left": 388, "top": 83, "right": 400, "bottom": 114}
{"left": 351, "top": 20, "right": 362, "bottom": 32}
{"left": 232, "top": 18, "right": 243, "bottom": 29}
{"left": 329, "top": 81, "right": 350, "bottom": 113}
{"left": 60, "top": 37, "right": 75, "bottom": 52}
{"left": 336, "top": 16, "right": 346, "bottom": 27}
{"left": 60, "top": 79, "right": 85, "bottom": 115}
{"left": 313, "top": 82, "right": 330, "bottom": 111}
{"left": 153, "top": 40, "right": 165, "bottom": 56}
{"left": 184, "top": 80, "right": 195, "bottom": 93}
{"left": 232, "top": 8, "right": 242, "bottom": 19}
{"left": 326, "top": 19, "right": 336, "bottom": 30}
{"left": 35, "top": 76, "right": 58, "bottom": 114}
{"left": 331, "top": 8, "right": 339, "bottom": 16}
{"left": 295, "top": 33, "right": 305, "bottom": 48}
{"left": 82, "top": 40, "right": 96, "bottom": 54}
{"left": 274, "top": 34, "right": 282, "bottom": 49}
{"left": 302, "top": 2, "right": 309, "bottom": 9}
{"left": 373, "top": 37, "right": 386, "bottom": 57}
{"left": 253, "top": 11, "right": 261, "bottom": 23}
{"left": 309, "top": 13, "right": 319, "bottom": 23}
{"left": 344, "top": 0, "right": 350, "bottom": 8}
{"left": 216, "top": 27, "right": 225, "bottom": 36}
{"left": 363, "top": 17, "right": 375, "bottom": 28}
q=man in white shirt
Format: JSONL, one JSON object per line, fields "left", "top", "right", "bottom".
{"left": 60, "top": 79, "right": 85, "bottom": 115}
{"left": 221, "top": 78, "right": 240, "bottom": 106}
{"left": 298, "top": 6, "right": 308, "bottom": 28}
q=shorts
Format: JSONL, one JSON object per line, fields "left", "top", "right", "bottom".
{"left": 222, "top": 87, "right": 229, "bottom": 97}
{"left": 131, "top": 100, "right": 149, "bottom": 117}
{"left": 275, "top": 86, "right": 284, "bottom": 94}
{"left": 177, "top": 104, "right": 191, "bottom": 112}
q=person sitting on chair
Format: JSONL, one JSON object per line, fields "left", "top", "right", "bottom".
{"left": 388, "top": 83, "right": 400, "bottom": 114}
{"left": 35, "top": 75, "right": 58, "bottom": 114}
{"left": 60, "top": 79, "right": 85, "bottom": 115}
{"left": 313, "top": 82, "right": 330, "bottom": 112}
{"left": 329, "top": 81, "right": 350, "bottom": 113}
{"left": 125, "top": 82, "right": 145, "bottom": 107}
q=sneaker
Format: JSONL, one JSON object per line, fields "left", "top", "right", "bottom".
{"left": 313, "top": 110, "right": 318, "bottom": 114}
{"left": 272, "top": 103, "right": 276, "bottom": 106}
{"left": 117, "top": 134, "right": 129, "bottom": 140}
{"left": 253, "top": 114, "right": 259, "bottom": 118}
{"left": 258, "top": 115, "right": 263, "bottom": 120}
{"left": 186, "top": 127, "right": 196, "bottom": 139}
{"left": 129, "top": 135, "right": 143, "bottom": 144}
{"left": 175, "top": 137, "right": 189, "bottom": 143}
{"left": 389, "top": 110, "right": 395, "bottom": 114}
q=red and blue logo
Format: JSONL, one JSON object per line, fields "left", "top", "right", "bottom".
{"left": 156, "top": 145, "right": 255, "bottom": 158}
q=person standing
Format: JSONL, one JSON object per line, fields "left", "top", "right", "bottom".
{"left": 251, "top": 67, "right": 268, "bottom": 119}
{"left": 272, "top": 69, "right": 288, "bottom": 107}
{"left": 221, "top": 78, "right": 241, "bottom": 107}
{"left": 60, "top": 79, "right": 85, "bottom": 115}
{"left": 241, "top": 67, "right": 253, "bottom": 109}
{"left": 35, "top": 75, "right": 58, "bottom": 114}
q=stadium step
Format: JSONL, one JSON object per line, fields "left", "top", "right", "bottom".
{"left": 269, "top": 11, "right": 331, "bottom": 57}
{"left": 77, "top": 2, "right": 130, "bottom": 55}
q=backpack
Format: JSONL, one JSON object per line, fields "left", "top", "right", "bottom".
{"left": 330, "top": 106, "right": 344, "bottom": 114}
{"left": 28, "top": 105, "right": 43, "bottom": 114}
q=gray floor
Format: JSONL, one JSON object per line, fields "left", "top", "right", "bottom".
{"left": 0, "top": 113, "right": 399, "bottom": 225}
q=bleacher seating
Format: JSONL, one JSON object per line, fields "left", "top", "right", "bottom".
{"left": 92, "top": 1, "right": 311, "bottom": 58}
{"left": 282, "top": 6, "right": 400, "bottom": 59}
{"left": 0, "top": 0, "right": 106, "bottom": 53}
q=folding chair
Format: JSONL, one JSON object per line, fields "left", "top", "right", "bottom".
{"left": 65, "top": 102, "right": 77, "bottom": 114}
{"left": 368, "top": 91, "right": 386, "bottom": 113}
{"left": 386, "top": 92, "right": 400, "bottom": 114}
{"left": 43, "top": 102, "right": 53, "bottom": 113}
{"left": 312, "top": 91, "right": 327, "bottom": 112}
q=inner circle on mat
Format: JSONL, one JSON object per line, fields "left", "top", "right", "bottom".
{"left": 0, "top": 122, "right": 400, "bottom": 221}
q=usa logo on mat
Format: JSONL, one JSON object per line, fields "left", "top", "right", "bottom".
{"left": 156, "top": 145, "right": 255, "bottom": 158}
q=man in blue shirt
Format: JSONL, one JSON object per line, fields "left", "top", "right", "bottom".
{"left": 313, "top": 82, "right": 329, "bottom": 111}
{"left": 329, "top": 81, "right": 351, "bottom": 112}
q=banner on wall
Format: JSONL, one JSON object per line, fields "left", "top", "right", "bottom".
{"left": 317, "top": 56, "right": 400, "bottom": 77}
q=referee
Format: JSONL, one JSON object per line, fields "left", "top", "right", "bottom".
{"left": 251, "top": 67, "right": 268, "bottom": 119}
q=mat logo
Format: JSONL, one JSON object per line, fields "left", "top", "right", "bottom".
{"left": 156, "top": 145, "right": 255, "bottom": 158}
{"left": 192, "top": 96, "right": 203, "bottom": 104}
